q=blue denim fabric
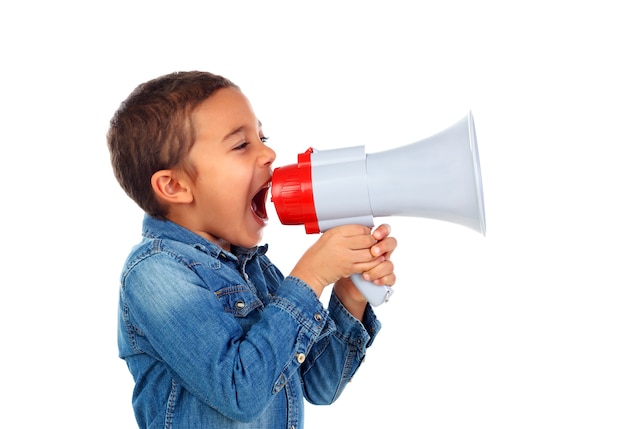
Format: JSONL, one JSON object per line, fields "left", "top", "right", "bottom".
{"left": 118, "top": 215, "right": 381, "bottom": 428}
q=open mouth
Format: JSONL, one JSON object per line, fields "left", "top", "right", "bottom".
{"left": 251, "top": 184, "right": 270, "bottom": 220}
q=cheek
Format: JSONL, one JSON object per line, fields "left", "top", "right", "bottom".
{"left": 209, "top": 178, "right": 246, "bottom": 212}
{"left": 196, "top": 162, "right": 251, "bottom": 210}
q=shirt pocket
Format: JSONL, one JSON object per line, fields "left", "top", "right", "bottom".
{"left": 215, "top": 284, "right": 263, "bottom": 318}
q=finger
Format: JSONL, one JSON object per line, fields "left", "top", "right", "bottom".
{"left": 339, "top": 224, "right": 373, "bottom": 237}
{"left": 362, "top": 260, "right": 396, "bottom": 286}
{"left": 352, "top": 255, "right": 386, "bottom": 276}
{"left": 370, "top": 236, "right": 397, "bottom": 258}
{"left": 372, "top": 224, "right": 391, "bottom": 241}
{"left": 373, "top": 273, "right": 396, "bottom": 286}
{"left": 345, "top": 233, "right": 378, "bottom": 250}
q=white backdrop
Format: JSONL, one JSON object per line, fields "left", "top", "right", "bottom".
{"left": 2, "top": 1, "right": 624, "bottom": 428}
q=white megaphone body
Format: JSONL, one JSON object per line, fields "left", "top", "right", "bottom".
{"left": 271, "top": 112, "right": 486, "bottom": 306}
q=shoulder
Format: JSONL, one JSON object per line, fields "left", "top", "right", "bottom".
{"left": 125, "top": 236, "right": 194, "bottom": 266}
{"left": 121, "top": 236, "right": 218, "bottom": 286}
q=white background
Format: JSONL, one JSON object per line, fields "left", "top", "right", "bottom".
{"left": 2, "top": 1, "right": 624, "bottom": 428}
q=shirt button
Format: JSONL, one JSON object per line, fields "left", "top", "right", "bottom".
{"left": 314, "top": 313, "right": 322, "bottom": 322}
{"left": 296, "top": 353, "right": 306, "bottom": 364}
{"left": 235, "top": 301, "right": 245, "bottom": 309}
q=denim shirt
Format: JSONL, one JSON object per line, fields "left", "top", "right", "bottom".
{"left": 118, "top": 215, "right": 381, "bottom": 428}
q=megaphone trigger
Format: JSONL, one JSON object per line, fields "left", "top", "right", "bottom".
{"left": 350, "top": 273, "right": 394, "bottom": 307}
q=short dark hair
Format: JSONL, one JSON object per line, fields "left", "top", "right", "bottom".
{"left": 106, "top": 71, "right": 238, "bottom": 219}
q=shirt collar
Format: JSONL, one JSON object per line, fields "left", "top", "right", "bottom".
{"left": 142, "top": 214, "right": 268, "bottom": 261}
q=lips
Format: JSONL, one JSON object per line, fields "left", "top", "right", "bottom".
{"left": 251, "top": 184, "right": 270, "bottom": 220}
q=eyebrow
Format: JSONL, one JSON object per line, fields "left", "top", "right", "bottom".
{"left": 222, "top": 120, "right": 263, "bottom": 142}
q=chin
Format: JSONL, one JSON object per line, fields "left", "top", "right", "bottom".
{"left": 237, "top": 230, "right": 265, "bottom": 249}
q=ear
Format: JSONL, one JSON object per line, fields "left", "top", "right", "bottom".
{"left": 151, "top": 170, "right": 194, "bottom": 204}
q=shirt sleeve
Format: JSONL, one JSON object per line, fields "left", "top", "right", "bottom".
{"left": 299, "top": 288, "right": 382, "bottom": 405}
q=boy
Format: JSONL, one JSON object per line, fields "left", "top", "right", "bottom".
{"left": 107, "top": 71, "right": 397, "bottom": 428}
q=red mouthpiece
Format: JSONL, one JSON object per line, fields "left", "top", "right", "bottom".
{"left": 270, "top": 148, "right": 320, "bottom": 234}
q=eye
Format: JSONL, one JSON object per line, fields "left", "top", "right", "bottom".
{"left": 233, "top": 141, "right": 250, "bottom": 150}
{"left": 260, "top": 136, "right": 269, "bottom": 144}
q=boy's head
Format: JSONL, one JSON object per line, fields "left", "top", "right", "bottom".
{"left": 107, "top": 71, "right": 237, "bottom": 219}
{"left": 108, "top": 71, "right": 276, "bottom": 250}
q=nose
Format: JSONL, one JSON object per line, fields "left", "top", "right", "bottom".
{"left": 260, "top": 142, "right": 276, "bottom": 167}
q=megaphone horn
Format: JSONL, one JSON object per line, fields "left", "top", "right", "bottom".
{"left": 271, "top": 111, "right": 486, "bottom": 305}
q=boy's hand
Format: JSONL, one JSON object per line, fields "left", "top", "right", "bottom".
{"left": 362, "top": 223, "right": 397, "bottom": 286}
{"left": 290, "top": 224, "right": 397, "bottom": 301}
{"left": 334, "top": 224, "right": 397, "bottom": 310}
{"left": 290, "top": 224, "right": 388, "bottom": 297}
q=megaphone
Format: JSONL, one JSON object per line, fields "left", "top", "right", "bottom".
{"left": 271, "top": 112, "right": 486, "bottom": 306}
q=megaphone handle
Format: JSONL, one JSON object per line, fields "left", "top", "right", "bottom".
{"left": 349, "top": 273, "right": 394, "bottom": 307}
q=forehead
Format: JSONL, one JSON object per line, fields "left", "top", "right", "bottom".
{"left": 191, "top": 87, "right": 258, "bottom": 134}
